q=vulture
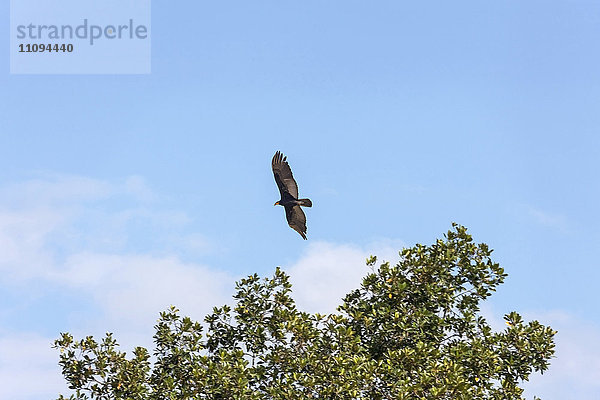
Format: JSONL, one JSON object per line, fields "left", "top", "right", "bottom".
{"left": 272, "top": 151, "right": 312, "bottom": 239}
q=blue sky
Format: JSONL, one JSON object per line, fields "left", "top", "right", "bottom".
{"left": 1, "top": 1, "right": 600, "bottom": 399}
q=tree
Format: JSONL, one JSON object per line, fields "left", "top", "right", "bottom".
{"left": 54, "top": 224, "right": 556, "bottom": 399}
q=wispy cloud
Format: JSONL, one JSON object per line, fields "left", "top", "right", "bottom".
{"left": 0, "top": 174, "right": 235, "bottom": 399}
{"left": 0, "top": 174, "right": 115, "bottom": 206}
{"left": 0, "top": 175, "right": 597, "bottom": 400}
{"left": 0, "top": 173, "right": 235, "bottom": 324}
{"left": 526, "top": 205, "right": 570, "bottom": 232}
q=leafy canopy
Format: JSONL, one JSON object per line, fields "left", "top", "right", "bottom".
{"left": 55, "top": 224, "right": 555, "bottom": 399}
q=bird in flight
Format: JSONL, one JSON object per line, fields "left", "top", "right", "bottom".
{"left": 272, "top": 151, "right": 312, "bottom": 240}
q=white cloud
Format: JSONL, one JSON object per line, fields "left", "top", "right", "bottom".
{"left": 0, "top": 173, "right": 236, "bottom": 331}
{"left": 0, "top": 333, "right": 69, "bottom": 400}
{"left": 55, "top": 252, "right": 233, "bottom": 332}
{"left": 1, "top": 174, "right": 598, "bottom": 400}
{"left": 0, "top": 174, "right": 236, "bottom": 399}
{"left": 285, "top": 239, "right": 404, "bottom": 314}
{"left": 522, "top": 312, "right": 600, "bottom": 400}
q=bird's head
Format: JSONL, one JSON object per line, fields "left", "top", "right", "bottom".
{"left": 274, "top": 201, "right": 280, "bottom": 206}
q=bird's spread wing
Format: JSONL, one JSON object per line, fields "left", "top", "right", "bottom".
{"left": 285, "top": 205, "right": 307, "bottom": 240}
{"left": 272, "top": 151, "right": 299, "bottom": 199}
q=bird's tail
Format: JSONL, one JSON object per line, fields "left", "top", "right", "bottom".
{"left": 298, "top": 198, "right": 312, "bottom": 207}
